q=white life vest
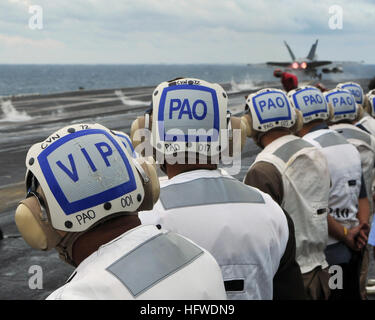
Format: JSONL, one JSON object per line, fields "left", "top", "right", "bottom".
{"left": 356, "top": 114, "right": 375, "bottom": 136}
{"left": 303, "top": 128, "right": 362, "bottom": 245}
{"left": 356, "top": 116, "right": 375, "bottom": 213}
{"left": 46, "top": 225, "right": 226, "bottom": 300}
{"left": 140, "top": 169, "right": 289, "bottom": 300}
{"left": 331, "top": 123, "right": 375, "bottom": 214}
{"left": 251, "top": 134, "right": 330, "bottom": 274}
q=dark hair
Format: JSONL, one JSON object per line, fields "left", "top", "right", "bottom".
{"left": 369, "top": 77, "right": 375, "bottom": 91}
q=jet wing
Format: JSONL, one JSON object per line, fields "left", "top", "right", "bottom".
{"left": 308, "top": 61, "right": 332, "bottom": 68}
{"left": 266, "top": 62, "right": 291, "bottom": 67}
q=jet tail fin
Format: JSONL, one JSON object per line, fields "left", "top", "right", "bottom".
{"left": 307, "top": 39, "right": 318, "bottom": 61}
{"left": 284, "top": 41, "right": 296, "bottom": 61}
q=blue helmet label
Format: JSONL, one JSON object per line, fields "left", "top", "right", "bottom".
{"left": 325, "top": 90, "right": 356, "bottom": 115}
{"left": 340, "top": 83, "right": 363, "bottom": 105}
{"left": 114, "top": 132, "right": 136, "bottom": 157}
{"left": 157, "top": 85, "right": 220, "bottom": 142}
{"left": 291, "top": 87, "right": 327, "bottom": 117}
{"left": 252, "top": 90, "right": 292, "bottom": 124}
{"left": 37, "top": 129, "right": 136, "bottom": 215}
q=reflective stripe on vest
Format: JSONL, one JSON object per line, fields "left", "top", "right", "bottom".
{"left": 159, "top": 177, "right": 265, "bottom": 210}
{"left": 335, "top": 128, "right": 371, "bottom": 146}
{"left": 273, "top": 139, "right": 313, "bottom": 162}
{"left": 314, "top": 132, "right": 348, "bottom": 148}
{"left": 106, "top": 232, "right": 203, "bottom": 297}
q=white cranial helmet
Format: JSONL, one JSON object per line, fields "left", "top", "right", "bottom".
{"left": 243, "top": 87, "right": 302, "bottom": 132}
{"left": 324, "top": 88, "right": 361, "bottom": 123}
{"left": 337, "top": 82, "right": 364, "bottom": 106}
{"left": 130, "top": 78, "right": 248, "bottom": 165}
{"left": 15, "top": 123, "right": 160, "bottom": 266}
{"left": 287, "top": 86, "right": 332, "bottom": 124}
{"left": 150, "top": 78, "right": 228, "bottom": 158}
{"left": 364, "top": 90, "right": 375, "bottom": 117}
{"left": 22, "top": 123, "right": 158, "bottom": 232}
{"left": 111, "top": 130, "right": 137, "bottom": 158}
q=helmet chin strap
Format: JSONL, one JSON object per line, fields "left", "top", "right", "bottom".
{"left": 132, "top": 158, "right": 150, "bottom": 184}
{"left": 55, "top": 232, "right": 83, "bottom": 267}
{"left": 256, "top": 132, "right": 267, "bottom": 149}
{"left": 55, "top": 211, "right": 137, "bottom": 267}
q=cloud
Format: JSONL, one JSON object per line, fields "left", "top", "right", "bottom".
{"left": 0, "top": 0, "right": 374, "bottom": 63}
{"left": 0, "top": 34, "right": 64, "bottom": 49}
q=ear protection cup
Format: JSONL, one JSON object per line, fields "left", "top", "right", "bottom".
{"left": 363, "top": 95, "right": 372, "bottom": 115}
{"left": 240, "top": 111, "right": 267, "bottom": 147}
{"left": 327, "top": 102, "right": 335, "bottom": 121}
{"left": 355, "top": 104, "right": 364, "bottom": 122}
{"left": 241, "top": 113, "right": 253, "bottom": 138}
{"left": 130, "top": 113, "right": 153, "bottom": 155}
{"left": 15, "top": 201, "right": 48, "bottom": 250}
{"left": 134, "top": 157, "right": 160, "bottom": 211}
{"left": 15, "top": 196, "right": 64, "bottom": 251}
{"left": 228, "top": 116, "right": 247, "bottom": 156}
{"left": 290, "top": 109, "right": 304, "bottom": 133}
{"left": 130, "top": 116, "right": 145, "bottom": 149}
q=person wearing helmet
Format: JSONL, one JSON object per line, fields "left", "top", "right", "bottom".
{"left": 288, "top": 86, "right": 369, "bottom": 300}
{"left": 15, "top": 123, "right": 226, "bottom": 300}
{"left": 326, "top": 87, "right": 374, "bottom": 221}
{"left": 360, "top": 89, "right": 375, "bottom": 136}
{"left": 273, "top": 69, "right": 299, "bottom": 92}
{"left": 336, "top": 83, "right": 375, "bottom": 299}
{"left": 337, "top": 83, "right": 375, "bottom": 138}
{"left": 314, "top": 82, "right": 328, "bottom": 93}
{"left": 369, "top": 77, "right": 375, "bottom": 91}
{"left": 365, "top": 90, "right": 375, "bottom": 263}
{"left": 325, "top": 87, "right": 374, "bottom": 300}
{"left": 130, "top": 78, "right": 305, "bottom": 300}
{"left": 242, "top": 88, "right": 331, "bottom": 300}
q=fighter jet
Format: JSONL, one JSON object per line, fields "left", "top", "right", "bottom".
{"left": 266, "top": 40, "right": 342, "bottom": 79}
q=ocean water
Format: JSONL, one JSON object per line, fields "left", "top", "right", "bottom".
{"left": 0, "top": 63, "right": 375, "bottom": 97}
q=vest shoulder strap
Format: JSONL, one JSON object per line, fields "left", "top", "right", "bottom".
{"left": 314, "top": 131, "right": 349, "bottom": 148}
{"left": 106, "top": 232, "right": 203, "bottom": 297}
{"left": 335, "top": 127, "right": 372, "bottom": 146}
{"left": 160, "top": 176, "right": 265, "bottom": 210}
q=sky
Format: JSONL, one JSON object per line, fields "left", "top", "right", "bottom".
{"left": 0, "top": 0, "right": 374, "bottom": 64}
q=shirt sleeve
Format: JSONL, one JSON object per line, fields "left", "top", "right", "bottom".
{"left": 359, "top": 173, "right": 368, "bottom": 199}
{"left": 369, "top": 217, "right": 375, "bottom": 246}
{"left": 244, "top": 161, "right": 284, "bottom": 205}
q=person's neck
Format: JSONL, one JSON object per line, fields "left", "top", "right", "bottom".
{"left": 297, "top": 121, "right": 324, "bottom": 137}
{"left": 260, "top": 129, "right": 290, "bottom": 148}
{"left": 166, "top": 163, "right": 217, "bottom": 179}
{"left": 72, "top": 214, "right": 141, "bottom": 266}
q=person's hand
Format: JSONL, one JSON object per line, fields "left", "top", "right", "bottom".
{"left": 343, "top": 223, "right": 368, "bottom": 251}
{"left": 356, "top": 222, "right": 370, "bottom": 249}
{"left": 344, "top": 224, "right": 362, "bottom": 250}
